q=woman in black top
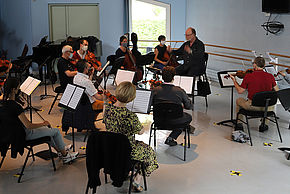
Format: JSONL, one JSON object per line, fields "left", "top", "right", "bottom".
{"left": 115, "top": 35, "right": 128, "bottom": 59}
{"left": 153, "top": 35, "right": 169, "bottom": 70}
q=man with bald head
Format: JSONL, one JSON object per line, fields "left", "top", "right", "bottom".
{"left": 168, "top": 27, "right": 205, "bottom": 76}
{"left": 57, "top": 45, "right": 78, "bottom": 90}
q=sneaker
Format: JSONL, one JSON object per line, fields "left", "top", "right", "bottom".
{"left": 165, "top": 137, "right": 177, "bottom": 146}
{"left": 235, "top": 123, "right": 244, "bottom": 131}
{"left": 259, "top": 124, "right": 269, "bottom": 132}
{"left": 62, "top": 152, "right": 79, "bottom": 164}
{"left": 65, "top": 144, "right": 73, "bottom": 152}
{"left": 189, "top": 125, "right": 196, "bottom": 134}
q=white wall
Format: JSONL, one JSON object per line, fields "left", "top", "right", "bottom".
{"left": 186, "top": 0, "right": 290, "bottom": 79}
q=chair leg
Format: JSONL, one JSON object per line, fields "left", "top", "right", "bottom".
{"left": 0, "top": 155, "right": 5, "bottom": 168}
{"left": 85, "top": 182, "right": 89, "bottom": 194}
{"left": 287, "top": 153, "right": 290, "bottom": 160}
{"left": 141, "top": 162, "right": 147, "bottom": 191}
{"left": 128, "top": 163, "right": 137, "bottom": 194}
{"left": 187, "top": 127, "right": 190, "bottom": 148}
{"left": 245, "top": 116, "right": 252, "bottom": 146}
{"left": 205, "top": 96, "right": 208, "bottom": 107}
{"left": 153, "top": 129, "right": 156, "bottom": 149}
{"left": 18, "top": 148, "right": 31, "bottom": 183}
{"left": 274, "top": 115, "right": 283, "bottom": 143}
{"left": 48, "top": 93, "right": 59, "bottom": 114}
{"left": 47, "top": 143, "right": 56, "bottom": 171}
{"left": 184, "top": 128, "right": 187, "bottom": 161}
{"left": 149, "top": 126, "right": 153, "bottom": 146}
{"left": 30, "top": 147, "right": 35, "bottom": 161}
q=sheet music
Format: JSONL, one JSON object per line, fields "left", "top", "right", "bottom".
{"left": 59, "top": 84, "right": 76, "bottom": 106}
{"left": 220, "top": 72, "right": 235, "bottom": 87}
{"left": 20, "top": 76, "right": 41, "bottom": 95}
{"left": 172, "top": 75, "right": 181, "bottom": 86}
{"left": 180, "top": 76, "right": 193, "bottom": 94}
{"left": 126, "top": 90, "right": 152, "bottom": 113}
{"left": 115, "top": 69, "right": 135, "bottom": 85}
{"left": 172, "top": 75, "right": 193, "bottom": 94}
{"left": 68, "top": 87, "right": 84, "bottom": 109}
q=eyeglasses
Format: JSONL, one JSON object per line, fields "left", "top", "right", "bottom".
{"left": 185, "top": 33, "right": 193, "bottom": 36}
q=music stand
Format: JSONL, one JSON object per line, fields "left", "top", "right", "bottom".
{"left": 58, "top": 83, "right": 85, "bottom": 152}
{"left": 20, "top": 76, "right": 41, "bottom": 122}
{"left": 40, "top": 56, "right": 55, "bottom": 100}
{"left": 216, "top": 70, "right": 238, "bottom": 127}
{"left": 277, "top": 88, "right": 290, "bottom": 129}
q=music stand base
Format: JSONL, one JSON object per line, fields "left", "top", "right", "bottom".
{"left": 217, "top": 119, "right": 236, "bottom": 128}
{"left": 40, "top": 94, "right": 55, "bottom": 100}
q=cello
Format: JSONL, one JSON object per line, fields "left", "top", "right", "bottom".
{"left": 162, "top": 51, "right": 179, "bottom": 68}
{"left": 123, "top": 48, "right": 143, "bottom": 83}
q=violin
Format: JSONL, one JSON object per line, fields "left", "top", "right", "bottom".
{"left": 96, "top": 84, "right": 117, "bottom": 104}
{"left": 224, "top": 69, "right": 254, "bottom": 79}
{"left": 85, "top": 51, "right": 102, "bottom": 70}
{"left": 274, "top": 68, "right": 290, "bottom": 77}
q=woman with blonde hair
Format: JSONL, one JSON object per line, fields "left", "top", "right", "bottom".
{"left": 103, "top": 81, "right": 158, "bottom": 192}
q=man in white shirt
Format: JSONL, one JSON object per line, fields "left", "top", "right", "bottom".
{"left": 73, "top": 59, "right": 104, "bottom": 118}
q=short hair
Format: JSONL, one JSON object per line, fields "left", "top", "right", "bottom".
{"left": 62, "top": 45, "right": 72, "bottom": 53}
{"left": 158, "top": 35, "right": 166, "bottom": 42}
{"left": 119, "top": 35, "right": 128, "bottom": 45}
{"left": 253, "top": 57, "right": 265, "bottom": 68}
{"left": 115, "top": 81, "right": 136, "bottom": 103}
{"left": 162, "top": 66, "right": 176, "bottom": 82}
{"left": 80, "top": 39, "right": 88, "bottom": 45}
{"left": 76, "top": 59, "right": 89, "bottom": 73}
{"left": 189, "top": 27, "right": 196, "bottom": 36}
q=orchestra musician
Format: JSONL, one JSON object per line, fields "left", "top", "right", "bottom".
{"left": 229, "top": 57, "right": 279, "bottom": 132}
{"left": 153, "top": 35, "right": 169, "bottom": 70}
{"left": 73, "top": 60, "right": 104, "bottom": 122}
{"left": 72, "top": 39, "right": 102, "bottom": 71}
{"left": 168, "top": 27, "right": 205, "bottom": 76}
{"left": 152, "top": 66, "right": 194, "bottom": 146}
{"left": 57, "top": 45, "right": 77, "bottom": 90}
{"left": 115, "top": 35, "right": 143, "bottom": 84}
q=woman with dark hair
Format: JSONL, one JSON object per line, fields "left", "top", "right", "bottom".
{"left": 153, "top": 35, "right": 169, "bottom": 70}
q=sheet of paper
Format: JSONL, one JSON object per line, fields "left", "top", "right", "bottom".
{"left": 131, "top": 90, "right": 152, "bottom": 113}
{"left": 172, "top": 75, "right": 181, "bottom": 86}
{"left": 115, "top": 69, "right": 135, "bottom": 85}
{"left": 25, "top": 79, "right": 41, "bottom": 95}
{"left": 221, "top": 72, "right": 235, "bottom": 87}
{"left": 20, "top": 76, "right": 34, "bottom": 93}
{"left": 179, "top": 76, "right": 193, "bottom": 94}
{"left": 59, "top": 84, "right": 76, "bottom": 106}
{"left": 68, "top": 87, "right": 85, "bottom": 109}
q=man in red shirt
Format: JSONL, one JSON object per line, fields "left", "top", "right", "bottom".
{"left": 230, "top": 57, "right": 279, "bottom": 132}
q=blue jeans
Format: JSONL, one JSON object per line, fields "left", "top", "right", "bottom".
{"left": 153, "top": 62, "right": 165, "bottom": 70}
{"left": 25, "top": 127, "right": 66, "bottom": 151}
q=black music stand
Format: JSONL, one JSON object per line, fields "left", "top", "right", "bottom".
{"left": 216, "top": 70, "right": 238, "bottom": 127}
{"left": 277, "top": 88, "right": 290, "bottom": 129}
{"left": 58, "top": 84, "right": 85, "bottom": 152}
{"left": 40, "top": 56, "right": 55, "bottom": 100}
{"left": 20, "top": 76, "right": 42, "bottom": 122}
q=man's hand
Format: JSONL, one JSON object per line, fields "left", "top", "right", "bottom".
{"left": 229, "top": 74, "right": 236, "bottom": 82}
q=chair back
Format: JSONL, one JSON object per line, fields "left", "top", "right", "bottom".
{"left": 204, "top": 52, "right": 209, "bottom": 68}
{"left": 251, "top": 91, "right": 277, "bottom": 107}
{"left": 277, "top": 88, "right": 290, "bottom": 111}
{"left": 153, "top": 102, "right": 183, "bottom": 121}
{"left": 86, "top": 131, "right": 132, "bottom": 190}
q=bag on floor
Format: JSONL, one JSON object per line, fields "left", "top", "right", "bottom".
{"left": 197, "top": 75, "right": 211, "bottom": 96}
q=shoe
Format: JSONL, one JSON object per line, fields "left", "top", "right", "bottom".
{"left": 132, "top": 182, "right": 144, "bottom": 192}
{"left": 62, "top": 151, "right": 79, "bottom": 164}
{"left": 259, "top": 124, "right": 269, "bottom": 132}
{"left": 189, "top": 125, "right": 195, "bottom": 134}
{"left": 65, "top": 144, "right": 73, "bottom": 151}
{"left": 235, "top": 123, "right": 244, "bottom": 131}
{"left": 165, "top": 137, "right": 177, "bottom": 146}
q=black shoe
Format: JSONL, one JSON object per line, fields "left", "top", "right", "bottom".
{"left": 189, "top": 125, "right": 196, "bottom": 134}
{"left": 165, "top": 137, "right": 177, "bottom": 146}
{"left": 235, "top": 123, "right": 244, "bottom": 131}
{"left": 259, "top": 124, "right": 268, "bottom": 132}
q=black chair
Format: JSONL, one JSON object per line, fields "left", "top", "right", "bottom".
{"left": 236, "top": 91, "right": 282, "bottom": 146}
{"left": 103, "top": 55, "right": 123, "bottom": 89}
{"left": 18, "top": 136, "right": 56, "bottom": 183}
{"left": 277, "top": 88, "right": 290, "bottom": 129}
{"left": 48, "top": 86, "right": 64, "bottom": 114}
{"left": 190, "top": 52, "right": 210, "bottom": 107}
{"left": 85, "top": 132, "right": 147, "bottom": 194}
{"left": 149, "top": 102, "right": 191, "bottom": 161}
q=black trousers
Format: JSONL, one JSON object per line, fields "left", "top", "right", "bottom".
{"left": 168, "top": 113, "right": 192, "bottom": 139}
